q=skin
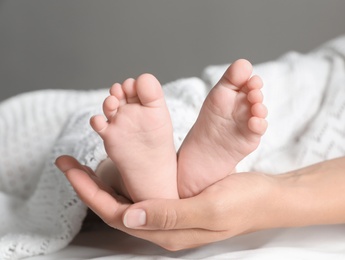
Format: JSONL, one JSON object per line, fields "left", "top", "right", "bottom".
{"left": 177, "top": 59, "right": 268, "bottom": 198}
{"left": 55, "top": 155, "right": 345, "bottom": 251}
{"left": 88, "top": 59, "right": 267, "bottom": 201}
{"left": 89, "top": 74, "right": 179, "bottom": 201}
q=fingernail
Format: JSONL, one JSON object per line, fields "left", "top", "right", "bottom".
{"left": 124, "top": 209, "right": 146, "bottom": 228}
{"left": 55, "top": 156, "right": 74, "bottom": 173}
{"left": 55, "top": 161, "right": 69, "bottom": 173}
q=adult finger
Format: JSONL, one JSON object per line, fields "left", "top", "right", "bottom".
{"left": 122, "top": 193, "right": 219, "bottom": 231}
{"left": 122, "top": 175, "right": 252, "bottom": 232}
{"left": 55, "top": 155, "right": 129, "bottom": 224}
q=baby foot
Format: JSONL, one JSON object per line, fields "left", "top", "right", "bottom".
{"left": 177, "top": 59, "right": 268, "bottom": 198}
{"left": 90, "top": 74, "right": 178, "bottom": 202}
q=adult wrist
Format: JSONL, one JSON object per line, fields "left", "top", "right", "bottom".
{"left": 265, "top": 158, "right": 345, "bottom": 228}
{"left": 247, "top": 170, "right": 314, "bottom": 231}
{"left": 249, "top": 173, "right": 289, "bottom": 231}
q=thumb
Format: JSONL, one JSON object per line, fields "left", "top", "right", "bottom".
{"left": 123, "top": 196, "right": 210, "bottom": 230}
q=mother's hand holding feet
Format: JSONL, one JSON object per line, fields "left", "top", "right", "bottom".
{"left": 55, "top": 155, "right": 276, "bottom": 251}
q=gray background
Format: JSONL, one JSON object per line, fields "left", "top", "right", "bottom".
{"left": 1, "top": 0, "right": 345, "bottom": 101}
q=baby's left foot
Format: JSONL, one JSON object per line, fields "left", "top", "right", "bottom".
{"left": 90, "top": 74, "right": 178, "bottom": 202}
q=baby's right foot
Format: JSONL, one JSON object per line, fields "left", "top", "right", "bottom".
{"left": 178, "top": 59, "right": 268, "bottom": 198}
{"left": 90, "top": 74, "right": 178, "bottom": 202}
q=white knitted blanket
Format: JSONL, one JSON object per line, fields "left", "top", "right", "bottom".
{"left": 0, "top": 36, "right": 345, "bottom": 259}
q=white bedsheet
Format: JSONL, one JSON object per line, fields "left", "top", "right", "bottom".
{"left": 28, "top": 222, "right": 345, "bottom": 259}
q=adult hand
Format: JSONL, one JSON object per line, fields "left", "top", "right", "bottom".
{"left": 56, "top": 155, "right": 278, "bottom": 251}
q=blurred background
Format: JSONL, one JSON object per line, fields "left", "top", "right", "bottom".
{"left": 1, "top": 0, "right": 344, "bottom": 101}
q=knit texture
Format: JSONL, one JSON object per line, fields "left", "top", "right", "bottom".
{"left": 0, "top": 78, "right": 206, "bottom": 259}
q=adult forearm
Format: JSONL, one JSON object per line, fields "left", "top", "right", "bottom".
{"left": 267, "top": 157, "right": 345, "bottom": 229}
